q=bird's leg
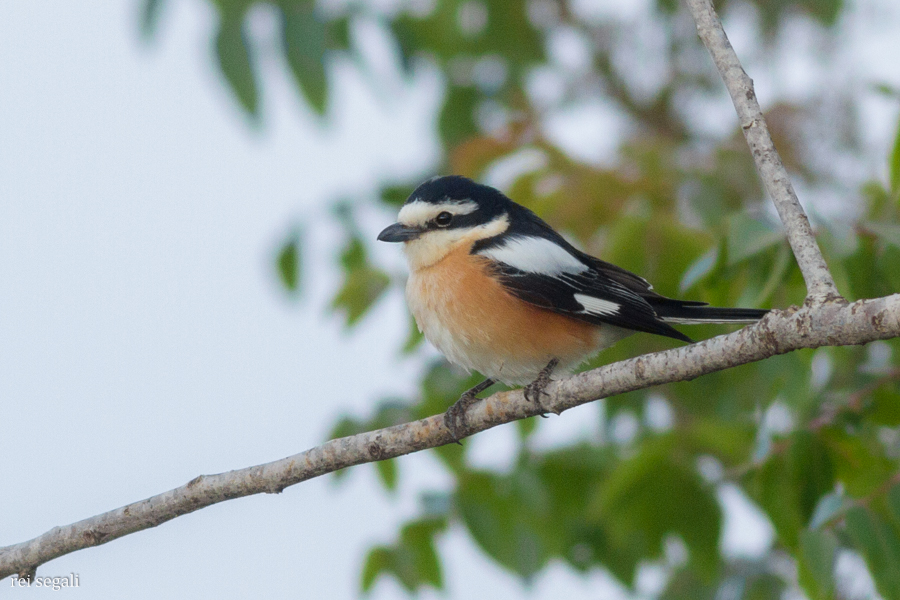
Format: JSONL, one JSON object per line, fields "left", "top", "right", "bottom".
{"left": 524, "top": 358, "right": 560, "bottom": 416}
{"left": 444, "top": 378, "right": 496, "bottom": 443}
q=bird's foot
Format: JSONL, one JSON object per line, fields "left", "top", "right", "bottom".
{"left": 444, "top": 378, "right": 495, "bottom": 443}
{"left": 523, "top": 358, "right": 560, "bottom": 416}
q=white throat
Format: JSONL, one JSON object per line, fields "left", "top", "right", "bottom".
{"left": 402, "top": 214, "right": 509, "bottom": 271}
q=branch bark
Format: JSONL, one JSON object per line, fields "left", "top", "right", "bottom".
{"left": 685, "top": 0, "right": 841, "bottom": 301}
{"left": 2, "top": 294, "right": 900, "bottom": 579}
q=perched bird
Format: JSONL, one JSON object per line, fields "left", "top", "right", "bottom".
{"left": 378, "top": 175, "right": 768, "bottom": 439}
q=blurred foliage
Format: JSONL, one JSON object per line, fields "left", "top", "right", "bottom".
{"left": 276, "top": 229, "right": 302, "bottom": 294}
{"left": 145, "top": 0, "right": 900, "bottom": 597}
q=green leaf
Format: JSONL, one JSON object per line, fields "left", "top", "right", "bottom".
{"left": 663, "top": 560, "right": 788, "bottom": 600}
{"left": 381, "top": 183, "right": 418, "bottom": 207}
{"left": 456, "top": 471, "right": 550, "bottom": 579}
{"left": 360, "top": 519, "right": 446, "bottom": 592}
{"left": 808, "top": 491, "right": 845, "bottom": 530}
{"left": 680, "top": 246, "right": 718, "bottom": 293}
{"left": 588, "top": 438, "right": 722, "bottom": 578}
{"left": 438, "top": 85, "right": 480, "bottom": 147}
{"left": 214, "top": 11, "right": 258, "bottom": 116}
{"left": 602, "top": 212, "right": 649, "bottom": 276}
{"left": 746, "top": 430, "right": 834, "bottom": 550}
{"left": 515, "top": 413, "right": 538, "bottom": 438}
{"left": 870, "top": 383, "right": 900, "bottom": 426}
{"left": 841, "top": 234, "right": 889, "bottom": 299}
{"left": 887, "top": 482, "right": 900, "bottom": 528}
{"left": 140, "top": 0, "right": 165, "bottom": 40}
{"left": 821, "top": 426, "right": 895, "bottom": 498}
{"left": 280, "top": 3, "right": 329, "bottom": 115}
{"left": 798, "top": 528, "right": 837, "bottom": 600}
{"left": 361, "top": 546, "right": 392, "bottom": 592}
{"left": 398, "top": 519, "right": 444, "bottom": 588}
{"left": 745, "top": 572, "right": 789, "bottom": 600}
{"left": 401, "top": 313, "right": 424, "bottom": 354}
{"left": 331, "top": 237, "right": 391, "bottom": 326}
{"left": 753, "top": 243, "right": 791, "bottom": 306}
{"left": 726, "top": 213, "right": 784, "bottom": 265}
{"left": 417, "top": 361, "right": 485, "bottom": 422}
{"left": 872, "top": 82, "right": 900, "bottom": 98}
{"left": 844, "top": 506, "right": 900, "bottom": 598}
{"left": 801, "top": 0, "right": 843, "bottom": 27}
{"left": 391, "top": 0, "right": 542, "bottom": 68}
{"left": 339, "top": 235, "right": 365, "bottom": 269}
{"left": 529, "top": 445, "right": 644, "bottom": 577}
{"left": 889, "top": 113, "right": 900, "bottom": 199}
{"left": 755, "top": 353, "right": 815, "bottom": 414}
{"left": 276, "top": 233, "right": 301, "bottom": 293}
{"left": 684, "top": 418, "right": 755, "bottom": 466}
{"left": 752, "top": 0, "right": 843, "bottom": 33}
{"left": 876, "top": 244, "right": 900, "bottom": 294}
{"left": 375, "top": 458, "right": 398, "bottom": 491}
{"left": 649, "top": 218, "right": 713, "bottom": 295}
{"left": 329, "top": 415, "right": 363, "bottom": 440}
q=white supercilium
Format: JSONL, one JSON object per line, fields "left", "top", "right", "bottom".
{"left": 398, "top": 199, "right": 478, "bottom": 227}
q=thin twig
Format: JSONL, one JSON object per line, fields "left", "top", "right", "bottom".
{"left": 684, "top": 0, "right": 841, "bottom": 302}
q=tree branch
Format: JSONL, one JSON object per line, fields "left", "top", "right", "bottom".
{"left": 684, "top": 0, "right": 841, "bottom": 301}
{"left": 3, "top": 294, "right": 900, "bottom": 579}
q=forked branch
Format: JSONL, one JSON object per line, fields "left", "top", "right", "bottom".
{"left": 685, "top": 0, "right": 841, "bottom": 301}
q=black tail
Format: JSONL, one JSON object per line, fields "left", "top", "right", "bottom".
{"left": 652, "top": 301, "right": 769, "bottom": 325}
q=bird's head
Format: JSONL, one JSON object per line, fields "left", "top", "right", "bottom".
{"left": 377, "top": 176, "right": 511, "bottom": 270}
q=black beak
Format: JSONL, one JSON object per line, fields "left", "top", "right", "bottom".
{"left": 377, "top": 222, "right": 422, "bottom": 242}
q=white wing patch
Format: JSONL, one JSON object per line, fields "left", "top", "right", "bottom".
{"left": 574, "top": 294, "right": 621, "bottom": 316}
{"left": 480, "top": 236, "right": 588, "bottom": 275}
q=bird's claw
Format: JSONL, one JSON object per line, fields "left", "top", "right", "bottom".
{"left": 523, "top": 358, "right": 560, "bottom": 416}
{"left": 443, "top": 378, "right": 496, "bottom": 443}
{"left": 444, "top": 391, "right": 479, "bottom": 444}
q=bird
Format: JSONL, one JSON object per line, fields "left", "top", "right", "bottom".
{"left": 378, "top": 175, "right": 769, "bottom": 440}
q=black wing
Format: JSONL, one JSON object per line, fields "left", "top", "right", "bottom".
{"left": 487, "top": 258, "right": 694, "bottom": 343}
{"left": 472, "top": 202, "right": 765, "bottom": 342}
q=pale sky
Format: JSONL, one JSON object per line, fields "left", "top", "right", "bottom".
{"left": 1, "top": 1, "right": 898, "bottom": 599}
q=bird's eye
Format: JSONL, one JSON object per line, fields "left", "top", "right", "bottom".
{"left": 434, "top": 212, "right": 453, "bottom": 227}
